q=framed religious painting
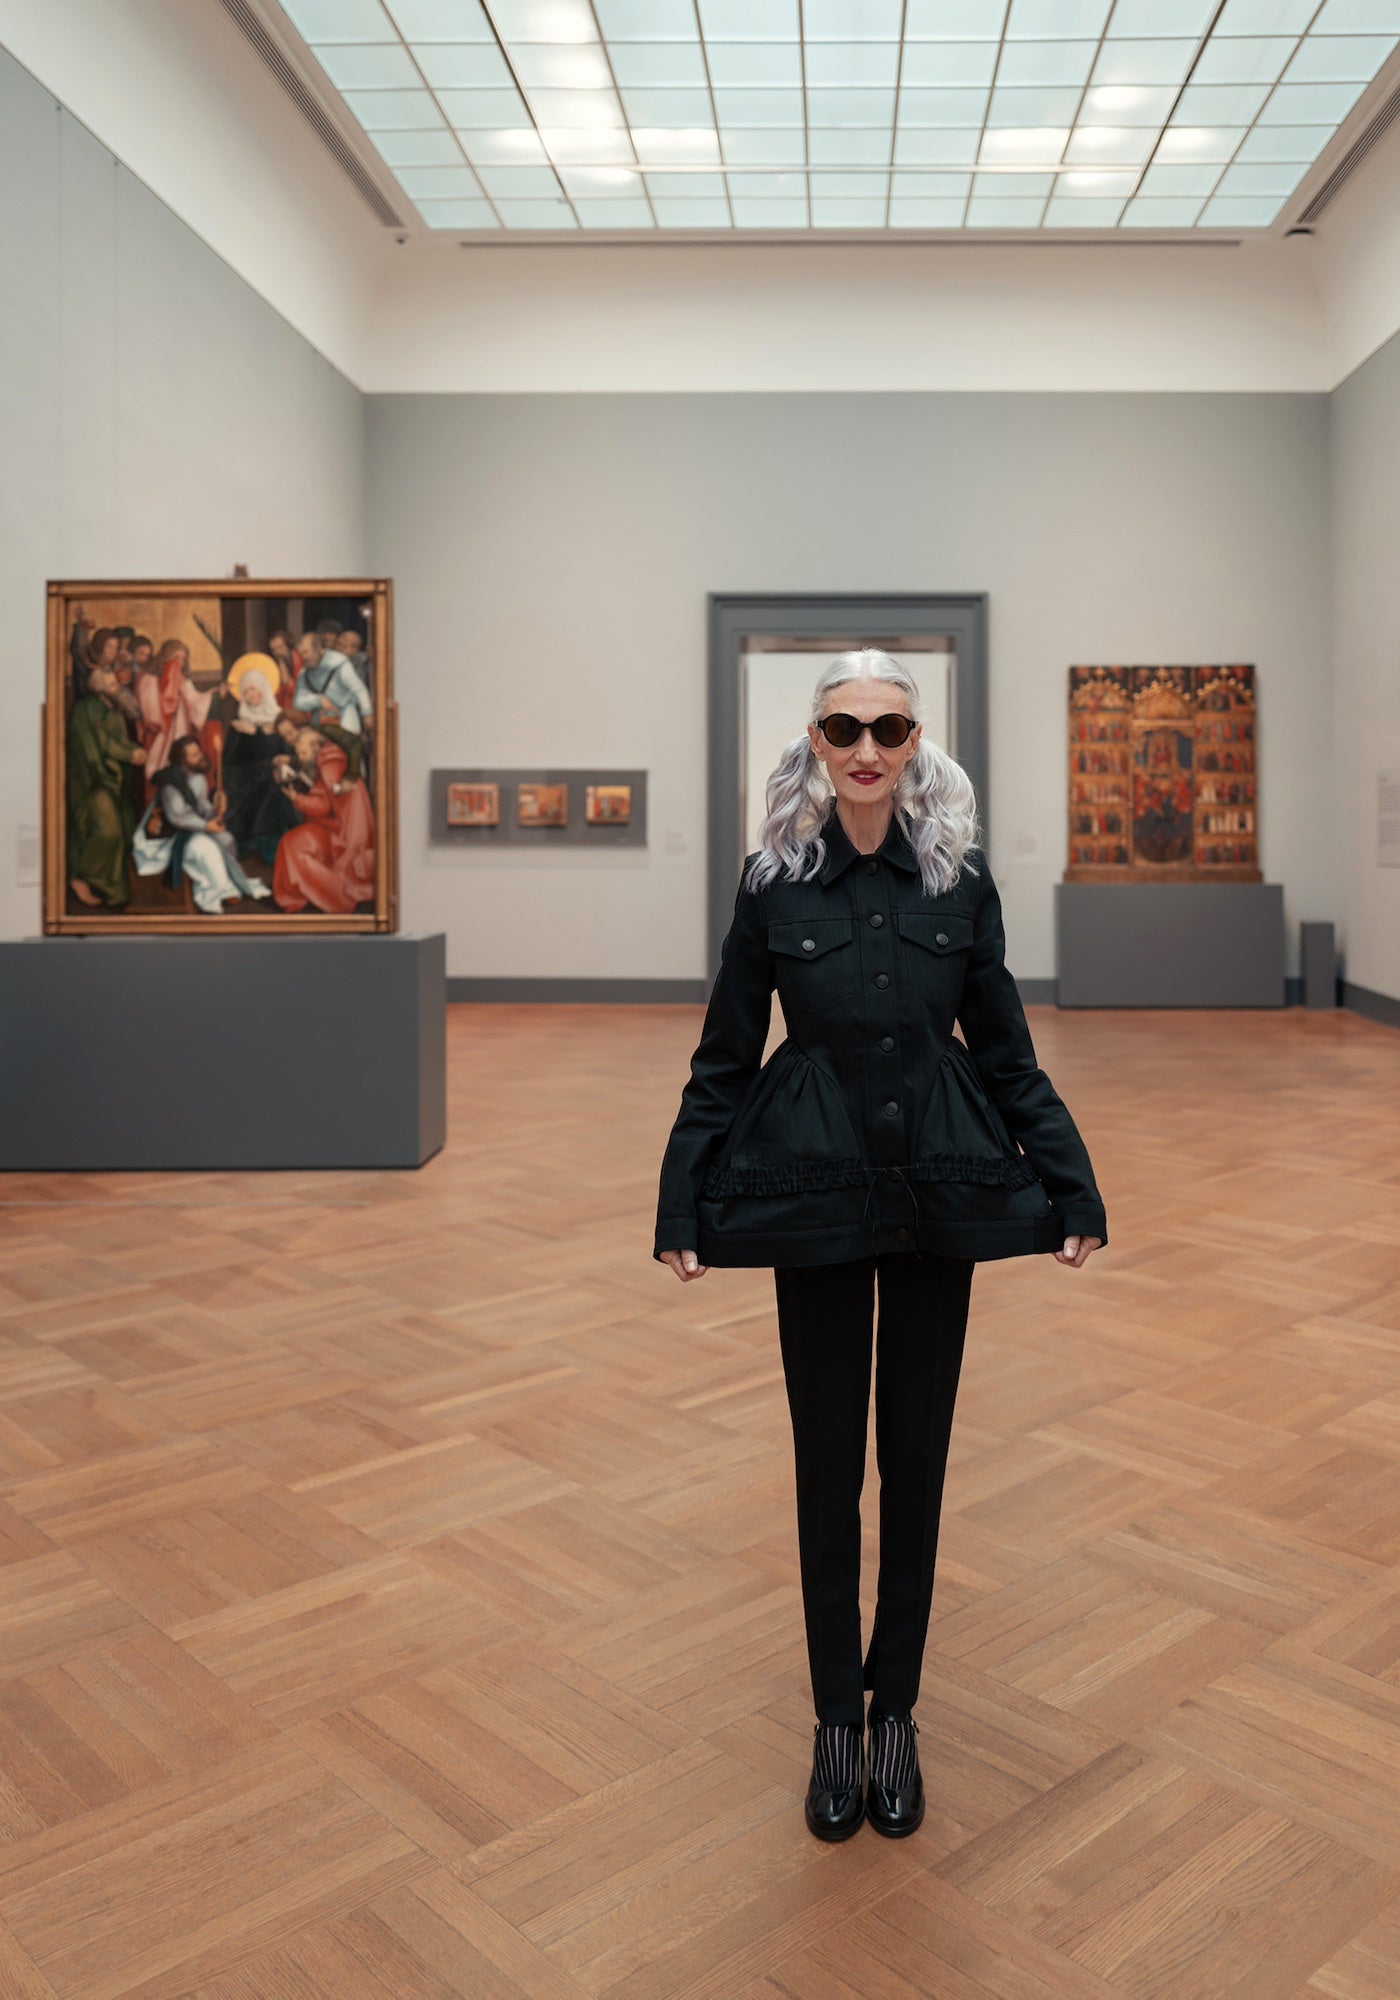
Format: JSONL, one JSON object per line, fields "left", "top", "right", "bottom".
{"left": 43, "top": 577, "right": 398, "bottom": 933}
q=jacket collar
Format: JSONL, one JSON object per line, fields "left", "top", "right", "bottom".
{"left": 818, "top": 802, "right": 920, "bottom": 885}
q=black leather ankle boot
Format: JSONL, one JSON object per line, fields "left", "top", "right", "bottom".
{"left": 866, "top": 1709, "right": 924, "bottom": 1836}
{"left": 805, "top": 1720, "right": 865, "bottom": 1840}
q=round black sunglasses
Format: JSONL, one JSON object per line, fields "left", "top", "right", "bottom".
{"left": 816, "top": 712, "right": 917, "bottom": 750}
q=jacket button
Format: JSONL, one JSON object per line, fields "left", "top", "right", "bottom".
{"left": 865, "top": 860, "right": 878, "bottom": 874}
{"left": 802, "top": 937, "right": 815, "bottom": 951}
{"left": 869, "top": 912, "right": 884, "bottom": 928}
{"left": 935, "top": 931, "right": 949, "bottom": 946}
{"left": 880, "top": 1035, "right": 894, "bottom": 1051}
{"left": 896, "top": 1226, "right": 911, "bottom": 1242}
{"left": 873, "top": 972, "right": 889, "bottom": 988}
{"left": 884, "top": 1099, "right": 899, "bottom": 1117}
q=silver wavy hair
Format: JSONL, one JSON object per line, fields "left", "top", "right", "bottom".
{"left": 743, "top": 648, "right": 983, "bottom": 900}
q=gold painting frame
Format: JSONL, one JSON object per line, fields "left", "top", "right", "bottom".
{"left": 44, "top": 577, "right": 398, "bottom": 934}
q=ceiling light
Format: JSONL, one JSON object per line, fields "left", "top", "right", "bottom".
{"left": 509, "top": 46, "right": 615, "bottom": 88}
{"left": 487, "top": 0, "right": 598, "bottom": 42}
{"left": 632, "top": 127, "right": 722, "bottom": 160}
{"left": 978, "top": 125, "right": 1070, "bottom": 161}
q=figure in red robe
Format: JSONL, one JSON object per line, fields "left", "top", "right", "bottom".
{"left": 272, "top": 735, "right": 375, "bottom": 914}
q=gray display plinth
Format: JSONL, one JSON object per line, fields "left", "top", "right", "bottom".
{"left": 0, "top": 934, "right": 446, "bottom": 1169}
{"left": 1056, "top": 884, "right": 1285, "bottom": 1007}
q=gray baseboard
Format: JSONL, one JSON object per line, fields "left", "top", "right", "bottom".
{"left": 445, "top": 972, "right": 1399, "bottom": 1028}
{"left": 1342, "top": 980, "right": 1400, "bottom": 1030}
{"left": 448, "top": 976, "right": 709, "bottom": 1003}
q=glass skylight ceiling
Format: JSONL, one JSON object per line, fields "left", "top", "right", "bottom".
{"left": 277, "top": 0, "right": 1400, "bottom": 234}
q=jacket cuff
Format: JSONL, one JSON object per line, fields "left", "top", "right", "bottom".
{"left": 655, "top": 1216, "right": 698, "bottom": 1261}
{"left": 1053, "top": 1203, "right": 1107, "bottom": 1244}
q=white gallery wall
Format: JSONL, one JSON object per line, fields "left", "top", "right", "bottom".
{"left": 367, "top": 390, "right": 1331, "bottom": 986}
{"left": 0, "top": 45, "right": 366, "bottom": 945}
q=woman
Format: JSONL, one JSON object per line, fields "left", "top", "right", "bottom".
{"left": 653, "top": 650, "right": 1106, "bottom": 1845}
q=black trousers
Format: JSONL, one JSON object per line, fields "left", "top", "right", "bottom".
{"left": 774, "top": 1250, "right": 975, "bottom": 1729}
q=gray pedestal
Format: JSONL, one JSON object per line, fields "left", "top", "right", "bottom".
{"left": 0, "top": 934, "right": 446, "bottom": 1169}
{"left": 1056, "top": 884, "right": 1286, "bottom": 1007}
{"left": 1300, "top": 921, "right": 1337, "bottom": 1009}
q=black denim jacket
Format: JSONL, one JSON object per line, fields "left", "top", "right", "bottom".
{"left": 654, "top": 804, "right": 1108, "bottom": 1268}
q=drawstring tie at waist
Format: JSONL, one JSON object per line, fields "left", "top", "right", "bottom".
{"left": 860, "top": 1163, "right": 921, "bottom": 1242}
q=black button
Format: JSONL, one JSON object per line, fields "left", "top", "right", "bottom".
{"left": 896, "top": 1226, "right": 911, "bottom": 1242}
{"left": 883, "top": 1099, "right": 899, "bottom": 1117}
{"left": 865, "top": 860, "right": 878, "bottom": 874}
{"left": 869, "top": 912, "right": 884, "bottom": 928}
{"left": 879, "top": 1035, "right": 894, "bottom": 1052}
{"left": 874, "top": 972, "right": 889, "bottom": 989}
{"left": 935, "top": 931, "right": 949, "bottom": 946}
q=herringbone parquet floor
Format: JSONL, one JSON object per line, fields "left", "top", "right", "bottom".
{"left": 1, "top": 1000, "right": 1399, "bottom": 1999}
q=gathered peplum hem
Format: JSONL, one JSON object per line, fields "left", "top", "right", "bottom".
{"left": 702, "top": 1151, "right": 1042, "bottom": 1198}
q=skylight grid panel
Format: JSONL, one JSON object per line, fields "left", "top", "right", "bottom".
{"left": 809, "top": 128, "right": 896, "bottom": 158}
{"left": 1312, "top": 0, "right": 1400, "bottom": 26}
{"left": 594, "top": 0, "right": 698, "bottom": 35}
{"left": 1216, "top": 156, "right": 1309, "bottom": 189}
{"left": 711, "top": 87, "right": 806, "bottom": 122}
{"left": 804, "top": 87, "right": 900, "bottom": 120}
{"left": 997, "top": 40, "right": 1100, "bottom": 84}
{"left": 1105, "top": 0, "right": 1215, "bottom": 32}
{"left": 1044, "top": 194, "right": 1126, "bottom": 220}
{"left": 371, "top": 126, "right": 464, "bottom": 163}
{"left": 607, "top": 43, "right": 709, "bottom": 86}
{"left": 966, "top": 195, "right": 1052, "bottom": 222}
{"left": 411, "top": 43, "right": 516, "bottom": 86}
{"left": 1191, "top": 35, "right": 1298, "bottom": 81}
{"left": 1234, "top": 119, "right": 1336, "bottom": 154}
{"left": 802, "top": 0, "right": 905, "bottom": 35}
{"left": 509, "top": 44, "right": 615, "bottom": 87}
{"left": 802, "top": 41, "right": 902, "bottom": 84}
{"left": 313, "top": 42, "right": 421, "bottom": 89}
{"left": 632, "top": 128, "right": 722, "bottom": 160}
{"left": 1259, "top": 76, "right": 1369, "bottom": 113}
{"left": 572, "top": 197, "right": 655, "bottom": 224}
{"left": 719, "top": 129, "right": 806, "bottom": 160}
{"left": 892, "top": 169, "right": 974, "bottom": 192}
{"left": 973, "top": 169, "right": 1056, "bottom": 191}
{"left": 436, "top": 87, "right": 534, "bottom": 123}
{"left": 980, "top": 125, "right": 1071, "bottom": 159}
{"left": 1120, "top": 193, "right": 1208, "bottom": 221}
{"left": 476, "top": 162, "right": 566, "bottom": 192}
{"left": 457, "top": 127, "right": 550, "bottom": 158}
{"left": 1064, "top": 124, "right": 1158, "bottom": 159}
{"left": 619, "top": 87, "right": 715, "bottom": 123}
{"left": 1156, "top": 123, "right": 1247, "bottom": 156}
{"left": 897, "top": 86, "right": 993, "bottom": 122}
{"left": 1005, "top": 0, "right": 1112, "bottom": 38}
{"left": 284, "top": 0, "right": 395, "bottom": 39}
{"left": 987, "top": 85, "right": 1085, "bottom": 121}
{"left": 899, "top": 42, "right": 1000, "bottom": 85}
{"left": 704, "top": 42, "right": 805, "bottom": 85}
{"left": 1080, "top": 84, "right": 1179, "bottom": 122}
{"left": 1284, "top": 32, "right": 1397, "bottom": 77}
{"left": 1140, "top": 159, "right": 1223, "bottom": 188}
{"left": 903, "top": 0, "right": 1007, "bottom": 38}
{"left": 894, "top": 127, "right": 982, "bottom": 159}
{"left": 387, "top": 0, "right": 494, "bottom": 34}
{"left": 491, "top": 195, "right": 580, "bottom": 222}
{"left": 649, "top": 197, "right": 733, "bottom": 222}
{"left": 1091, "top": 40, "right": 1198, "bottom": 84}
{"left": 1200, "top": 192, "right": 1288, "bottom": 220}
{"left": 730, "top": 197, "right": 810, "bottom": 223}
{"left": 698, "top": 0, "right": 801, "bottom": 37}
{"left": 1173, "top": 81, "right": 1275, "bottom": 119}
{"left": 489, "top": 0, "right": 597, "bottom": 40}
{"left": 343, "top": 87, "right": 445, "bottom": 126}
{"left": 526, "top": 87, "right": 626, "bottom": 125}
{"left": 1057, "top": 167, "right": 1138, "bottom": 189}
{"left": 810, "top": 195, "right": 891, "bottom": 222}
{"left": 892, "top": 194, "right": 968, "bottom": 220}
{"left": 393, "top": 162, "right": 483, "bottom": 194}
{"left": 412, "top": 196, "right": 501, "bottom": 224}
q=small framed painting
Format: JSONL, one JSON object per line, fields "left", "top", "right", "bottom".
{"left": 446, "top": 781, "right": 499, "bottom": 827}
{"left": 585, "top": 783, "right": 632, "bottom": 824}
{"left": 517, "top": 783, "right": 568, "bottom": 827}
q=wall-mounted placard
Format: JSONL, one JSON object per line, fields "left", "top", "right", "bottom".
{"left": 429, "top": 769, "right": 647, "bottom": 849}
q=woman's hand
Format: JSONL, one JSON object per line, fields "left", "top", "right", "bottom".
{"left": 659, "top": 1249, "right": 708, "bottom": 1282}
{"left": 1055, "top": 1234, "right": 1102, "bottom": 1267}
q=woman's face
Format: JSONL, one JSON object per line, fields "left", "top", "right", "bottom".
{"left": 808, "top": 680, "right": 920, "bottom": 809}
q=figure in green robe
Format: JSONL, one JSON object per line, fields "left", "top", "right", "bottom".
{"left": 66, "top": 666, "right": 146, "bottom": 908}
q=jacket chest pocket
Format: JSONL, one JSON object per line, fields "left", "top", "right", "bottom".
{"left": 768, "top": 916, "right": 853, "bottom": 1015}
{"left": 896, "top": 909, "right": 975, "bottom": 980}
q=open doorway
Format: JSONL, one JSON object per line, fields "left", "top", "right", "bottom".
{"left": 707, "top": 594, "right": 989, "bottom": 975}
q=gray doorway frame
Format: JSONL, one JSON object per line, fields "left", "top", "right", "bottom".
{"left": 707, "top": 593, "right": 989, "bottom": 975}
